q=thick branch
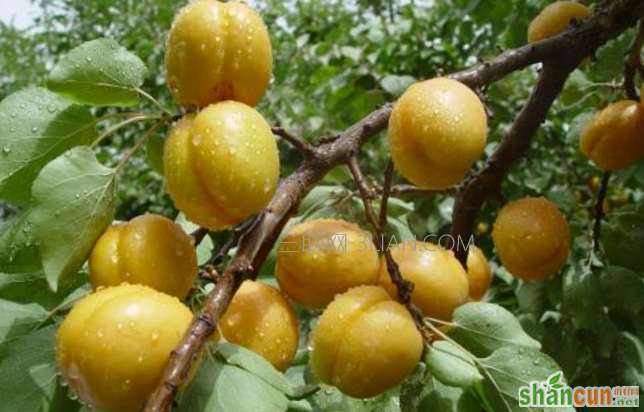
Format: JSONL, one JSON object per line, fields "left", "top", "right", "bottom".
{"left": 450, "top": 0, "right": 644, "bottom": 265}
{"left": 144, "top": 1, "right": 644, "bottom": 410}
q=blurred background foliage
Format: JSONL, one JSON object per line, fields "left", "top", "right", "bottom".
{"left": 1, "top": 0, "right": 643, "bottom": 399}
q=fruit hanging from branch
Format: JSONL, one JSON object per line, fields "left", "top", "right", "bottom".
{"left": 527, "top": 1, "right": 592, "bottom": 43}
{"left": 388, "top": 78, "right": 488, "bottom": 189}
{"left": 165, "top": 0, "right": 272, "bottom": 108}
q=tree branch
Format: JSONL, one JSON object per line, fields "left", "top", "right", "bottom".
{"left": 592, "top": 172, "right": 611, "bottom": 253}
{"left": 144, "top": 1, "right": 644, "bottom": 410}
{"left": 624, "top": 19, "right": 644, "bottom": 100}
{"left": 271, "top": 126, "right": 315, "bottom": 157}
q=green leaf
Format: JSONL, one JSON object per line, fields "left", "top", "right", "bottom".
{"left": 401, "top": 367, "right": 479, "bottom": 412}
{"left": 615, "top": 332, "right": 644, "bottom": 388}
{"left": 31, "top": 147, "right": 116, "bottom": 291}
{"left": 178, "top": 347, "right": 290, "bottom": 412}
{"left": 48, "top": 38, "right": 147, "bottom": 106}
{"left": 0, "top": 299, "right": 47, "bottom": 347}
{"left": 600, "top": 266, "right": 644, "bottom": 315}
{"left": 476, "top": 346, "right": 573, "bottom": 412}
{"left": 215, "top": 343, "right": 294, "bottom": 396}
{"left": 562, "top": 265, "right": 603, "bottom": 329}
{"left": 0, "top": 87, "right": 96, "bottom": 203}
{"left": 425, "top": 341, "right": 483, "bottom": 388}
{"left": 0, "top": 209, "right": 41, "bottom": 273}
{"left": 175, "top": 213, "right": 213, "bottom": 266}
{"left": 603, "top": 204, "right": 644, "bottom": 273}
{"left": 0, "top": 325, "right": 60, "bottom": 412}
{"left": 0, "top": 271, "right": 90, "bottom": 310}
{"left": 380, "top": 75, "right": 416, "bottom": 97}
{"left": 448, "top": 302, "right": 541, "bottom": 357}
{"left": 146, "top": 133, "right": 165, "bottom": 175}
{"left": 311, "top": 384, "right": 400, "bottom": 412}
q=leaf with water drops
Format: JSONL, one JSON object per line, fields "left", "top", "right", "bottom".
{"left": 0, "top": 87, "right": 96, "bottom": 204}
{"left": 177, "top": 344, "right": 290, "bottom": 412}
{"left": 447, "top": 302, "right": 541, "bottom": 357}
{"left": 425, "top": 341, "right": 483, "bottom": 388}
{"left": 31, "top": 147, "right": 116, "bottom": 291}
{"left": 475, "top": 346, "right": 573, "bottom": 412}
{"left": 48, "top": 38, "right": 147, "bottom": 107}
{"left": 0, "top": 209, "right": 41, "bottom": 274}
{"left": 0, "top": 325, "right": 62, "bottom": 412}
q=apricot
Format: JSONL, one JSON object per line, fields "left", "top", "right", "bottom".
{"left": 379, "top": 243, "right": 469, "bottom": 320}
{"left": 310, "top": 286, "right": 423, "bottom": 398}
{"left": 276, "top": 219, "right": 380, "bottom": 308}
{"left": 217, "top": 281, "right": 298, "bottom": 371}
{"left": 580, "top": 100, "right": 644, "bottom": 171}
{"left": 165, "top": 0, "right": 272, "bottom": 108}
{"left": 492, "top": 197, "right": 570, "bottom": 282}
{"left": 388, "top": 78, "right": 488, "bottom": 189}
{"left": 56, "top": 284, "right": 193, "bottom": 412}
{"left": 466, "top": 245, "right": 492, "bottom": 300}
{"left": 89, "top": 214, "right": 197, "bottom": 299}
{"left": 528, "top": 1, "right": 592, "bottom": 43}
{"left": 163, "top": 101, "right": 280, "bottom": 230}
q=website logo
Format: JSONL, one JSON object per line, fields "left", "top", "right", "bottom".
{"left": 518, "top": 371, "right": 639, "bottom": 407}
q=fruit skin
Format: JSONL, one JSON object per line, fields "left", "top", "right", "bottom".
{"left": 56, "top": 284, "right": 193, "bottom": 412}
{"left": 165, "top": 0, "right": 272, "bottom": 108}
{"left": 527, "top": 1, "right": 592, "bottom": 43}
{"left": 89, "top": 214, "right": 197, "bottom": 299}
{"left": 276, "top": 219, "right": 380, "bottom": 308}
{"left": 379, "top": 243, "right": 469, "bottom": 320}
{"left": 217, "top": 281, "right": 298, "bottom": 371}
{"left": 388, "top": 78, "right": 487, "bottom": 189}
{"left": 163, "top": 101, "right": 280, "bottom": 230}
{"left": 492, "top": 197, "right": 570, "bottom": 282}
{"left": 310, "top": 285, "right": 423, "bottom": 398}
{"left": 466, "top": 245, "right": 492, "bottom": 301}
{"left": 580, "top": 100, "right": 644, "bottom": 171}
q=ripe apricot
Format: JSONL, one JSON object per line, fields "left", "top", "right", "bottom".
{"left": 492, "top": 197, "right": 570, "bottom": 282}
{"left": 276, "top": 219, "right": 380, "bottom": 308}
{"left": 56, "top": 284, "right": 193, "bottom": 412}
{"left": 466, "top": 245, "right": 492, "bottom": 301}
{"left": 217, "top": 281, "right": 298, "bottom": 371}
{"left": 528, "top": 1, "right": 592, "bottom": 43}
{"left": 165, "top": 0, "right": 272, "bottom": 108}
{"left": 388, "top": 78, "right": 488, "bottom": 189}
{"left": 580, "top": 100, "right": 644, "bottom": 171}
{"left": 163, "top": 101, "right": 280, "bottom": 230}
{"left": 89, "top": 214, "right": 197, "bottom": 299}
{"left": 378, "top": 243, "right": 469, "bottom": 320}
{"left": 310, "top": 286, "right": 423, "bottom": 398}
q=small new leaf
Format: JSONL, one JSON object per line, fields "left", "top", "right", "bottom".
{"left": 48, "top": 38, "right": 147, "bottom": 106}
{"left": 0, "top": 87, "right": 96, "bottom": 203}
{"left": 31, "top": 147, "right": 116, "bottom": 291}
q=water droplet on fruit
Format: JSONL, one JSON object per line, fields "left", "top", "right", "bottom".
{"left": 192, "top": 134, "right": 202, "bottom": 146}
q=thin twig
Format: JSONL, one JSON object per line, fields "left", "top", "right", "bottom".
{"left": 379, "top": 159, "right": 395, "bottom": 228}
{"left": 91, "top": 114, "right": 162, "bottom": 148}
{"left": 348, "top": 157, "right": 430, "bottom": 341}
{"left": 271, "top": 126, "right": 315, "bottom": 157}
{"left": 114, "top": 120, "right": 164, "bottom": 172}
{"left": 592, "top": 171, "right": 611, "bottom": 253}
{"left": 623, "top": 19, "right": 644, "bottom": 101}
{"left": 210, "top": 216, "right": 259, "bottom": 268}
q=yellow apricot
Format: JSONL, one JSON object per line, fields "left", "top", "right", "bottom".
{"left": 165, "top": 0, "right": 272, "bottom": 108}
{"left": 310, "top": 286, "right": 423, "bottom": 398}
{"left": 276, "top": 219, "right": 380, "bottom": 308}
{"left": 218, "top": 281, "right": 298, "bottom": 371}
{"left": 56, "top": 284, "right": 193, "bottom": 412}
{"left": 388, "top": 78, "right": 487, "bottom": 189}
{"left": 580, "top": 100, "right": 644, "bottom": 171}
{"left": 89, "top": 214, "right": 197, "bottom": 299}
{"left": 528, "top": 1, "right": 592, "bottom": 43}
{"left": 379, "top": 243, "right": 469, "bottom": 320}
{"left": 163, "top": 101, "right": 280, "bottom": 230}
{"left": 466, "top": 245, "right": 492, "bottom": 301}
{"left": 492, "top": 197, "right": 570, "bottom": 282}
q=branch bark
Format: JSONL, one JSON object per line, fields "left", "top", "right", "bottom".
{"left": 144, "top": 1, "right": 644, "bottom": 410}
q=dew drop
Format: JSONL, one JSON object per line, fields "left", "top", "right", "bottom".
{"left": 31, "top": 126, "right": 39, "bottom": 133}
